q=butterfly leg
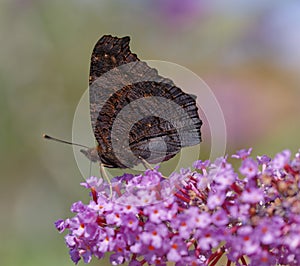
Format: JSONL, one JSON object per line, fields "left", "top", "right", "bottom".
{"left": 138, "top": 156, "right": 168, "bottom": 179}
{"left": 139, "top": 156, "right": 154, "bottom": 170}
{"left": 99, "top": 163, "right": 113, "bottom": 199}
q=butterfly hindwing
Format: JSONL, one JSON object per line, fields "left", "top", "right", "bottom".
{"left": 89, "top": 35, "right": 202, "bottom": 168}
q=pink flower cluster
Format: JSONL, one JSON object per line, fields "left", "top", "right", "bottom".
{"left": 55, "top": 149, "right": 300, "bottom": 265}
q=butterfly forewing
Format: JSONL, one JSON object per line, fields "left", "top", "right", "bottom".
{"left": 89, "top": 35, "right": 202, "bottom": 168}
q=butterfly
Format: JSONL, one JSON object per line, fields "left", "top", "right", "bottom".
{"left": 81, "top": 35, "right": 202, "bottom": 169}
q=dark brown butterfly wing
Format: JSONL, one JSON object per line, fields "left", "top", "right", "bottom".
{"left": 89, "top": 35, "right": 138, "bottom": 85}
{"left": 89, "top": 35, "right": 202, "bottom": 168}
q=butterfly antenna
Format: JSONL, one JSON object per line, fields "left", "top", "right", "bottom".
{"left": 100, "top": 163, "right": 113, "bottom": 199}
{"left": 43, "top": 134, "right": 89, "bottom": 149}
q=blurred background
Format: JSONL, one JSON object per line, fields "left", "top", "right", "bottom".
{"left": 0, "top": 0, "right": 299, "bottom": 265}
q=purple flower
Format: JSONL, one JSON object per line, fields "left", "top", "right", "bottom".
{"left": 196, "top": 228, "right": 220, "bottom": 250}
{"left": 193, "top": 159, "right": 210, "bottom": 170}
{"left": 80, "top": 176, "right": 103, "bottom": 191}
{"left": 211, "top": 209, "right": 229, "bottom": 226}
{"left": 81, "top": 249, "right": 92, "bottom": 264}
{"left": 239, "top": 158, "right": 258, "bottom": 178}
{"left": 284, "top": 231, "right": 300, "bottom": 251}
{"left": 185, "top": 206, "right": 211, "bottom": 229}
{"left": 195, "top": 173, "right": 209, "bottom": 190}
{"left": 106, "top": 212, "right": 122, "bottom": 226}
{"left": 55, "top": 148, "right": 300, "bottom": 266}
{"left": 55, "top": 219, "right": 66, "bottom": 233}
{"left": 121, "top": 213, "right": 139, "bottom": 230}
{"left": 143, "top": 204, "right": 168, "bottom": 224}
{"left": 250, "top": 250, "right": 277, "bottom": 266}
{"left": 291, "top": 150, "right": 300, "bottom": 172}
{"left": 213, "top": 168, "right": 237, "bottom": 190}
{"left": 232, "top": 148, "right": 252, "bottom": 160}
{"left": 256, "top": 217, "right": 284, "bottom": 245}
{"left": 65, "top": 235, "right": 77, "bottom": 248}
{"left": 97, "top": 228, "right": 116, "bottom": 253}
{"left": 140, "top": 222, "right": 168, "bottom": 249}
{"left": 229, "top": 203, "right": 250, "bottom": 222}
{"left": 69, "top": 248, "right": 81, "bottom": 264}
{"left": 207, "top": 190, "right": 226, "bottom": 209}
{"left": 237, "top": 226, "right": 260, "bottom": 255}
{"left": 272, "top": 149, "right": 291, "bottom": 169}
{"left": 241, "top": 188, "right": 264, "bottom": 203}
{"left": 110, "top": 252, "right": 126, "bottom": 265}
{"left": 257, "top": 154, "right": 271, "bottom": 165}
{"left": 70, "top": 201, "right": 87, "bottom": 213}
{"left": 166, "top": 236, "right": 188, "bottom": 262}
{"left": 128, "top": 168, "right": 162, "bottom": 188}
